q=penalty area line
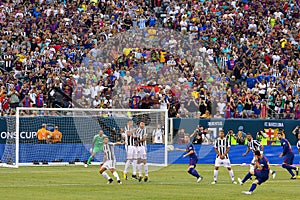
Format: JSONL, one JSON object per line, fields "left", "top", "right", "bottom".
{"left": 0, "top": 183, "right": 100, "bottom": 188}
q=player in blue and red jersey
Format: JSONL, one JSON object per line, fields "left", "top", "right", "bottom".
{"left": 176, "top": 134, "right": 203, "bottom": 183}
{"left": 277, "top": 131, "right": 299, "bottom": 179}
{"left": 242, "top": 150, "right": 270, "bottom": 195}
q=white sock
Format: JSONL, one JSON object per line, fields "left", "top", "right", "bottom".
{"left": 229, "top": 170, "right": 235, "bottom": 181}
{"left": 113, "top": 171, "right": 120, "bottom": 181}
{"left": 124, "top": 160, "right": 131, "bottom": 174}
{"left": 132, "top": 160, "right": 137, "bottom": 175}
{"left": 214, "top": 170, "right": 218, "bottom": 181}
{"left": 138, "top": 163, "right": 142, "bottom": 177}
{"left": 144, "top": 163, "right": 148, "bottom": 176}
{"left": 102, "top": 172, "right": 110, "bottom": 180}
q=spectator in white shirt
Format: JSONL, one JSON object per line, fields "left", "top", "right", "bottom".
{"left": 152, "top": 124, "right": 164, "bottom": 144}
{"left": 167, "top": 56, "right": 176, "bottom": 69}
{"left": 123, "top": 71, "right": 133, "bottom": 84}
{"left": 217, "top": 99, "right": 226, "bottom": 115}
{"left": 180, "top": 16, "right": 188, "bottom": 33}
{"left": 258, "top": 79, "right": 267, "bottom": 99}
{"left": 93, "top": 96, "right": 101, "bottom": 108}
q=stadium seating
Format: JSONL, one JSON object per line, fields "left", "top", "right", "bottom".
{"left": 0, "top": 0, "right": 299, "bottom": 120}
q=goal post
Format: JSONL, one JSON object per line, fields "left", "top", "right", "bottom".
{"left": 0, "top": 107, "right": 168, "bottom": 168}
{"left": 0, "top": 116, "right": 18, "bottom": 168}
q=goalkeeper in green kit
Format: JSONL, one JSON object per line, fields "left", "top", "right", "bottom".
{"left": 86, "top": 130, "right": 106, "bottom": 166}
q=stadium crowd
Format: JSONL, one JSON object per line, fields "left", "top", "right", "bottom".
{"left": 0, "top": 0, "right": 299, "bottom": 119}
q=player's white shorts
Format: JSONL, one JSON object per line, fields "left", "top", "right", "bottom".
{"left": 215, "top": 157, "right": 231, "bottom": 168}
{"left": 126, "top": 145, "right": 137, "bottom": 159}
{"left": 102, "top": 160, "right": 116, "bottom": 169}
{"left": 137, "top": 146, "right": 147, "bottom": 160}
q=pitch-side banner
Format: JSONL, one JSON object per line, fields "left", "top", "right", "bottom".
{"left": 173, "top": 118, "right": 299, "bottom": 145}
{"left": 0, "top": 117, "right": 299, "bottom": 145}
{"left": 0, "top": 117, "right": 37, "bottom": 144}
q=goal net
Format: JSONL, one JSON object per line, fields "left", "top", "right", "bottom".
{"left": 0, "top": 108, "right": 168, "bottom": 168}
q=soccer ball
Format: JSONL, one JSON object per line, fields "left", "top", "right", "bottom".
{"left": 167, "top": 145, "right": 174, "bottom": 152}
{"left": 47, "top": 134, "right": 52, "bottom": 139}
{"left": 84, "top": 164, "right": 88, "bottom": 168}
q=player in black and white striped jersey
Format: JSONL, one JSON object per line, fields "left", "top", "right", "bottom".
{"left": 238, "top": 133, "right": 276, "bottom": 185}
{"left": 99, "top": 136, "right": 123, "bottom": 185}
{"left": 212, "top": 130, "right": 237, "bottom": 184}
{"left": 122, "top": 119, "right": 138, "bottom": 180}
{"left": 134, "top": 121, "right": 149, "bottom": 182}
{"left": 242, "top": 133, "right": 263, "bottom": 158}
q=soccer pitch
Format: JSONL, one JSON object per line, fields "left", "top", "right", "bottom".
{"left": 0, "top": 165, "right": 298, "bottom": 200}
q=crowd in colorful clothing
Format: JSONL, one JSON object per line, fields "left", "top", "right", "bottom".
{"left": 0, "top": 0, "right": 299, "bottom": 119}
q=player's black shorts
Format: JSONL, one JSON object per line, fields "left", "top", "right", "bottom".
{"left": 284, "top": 153, "right": 294, "bottom": 165}
{"left": 189, "top": 158, "right": 198, "bottom": 167}
{"left": 254, "top": 171, "right": 269, "bottom": 185}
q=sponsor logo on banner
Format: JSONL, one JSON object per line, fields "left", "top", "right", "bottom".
{"left": 264, "top": 122, "right": 284, "bottom": 128}
{"left": 208, "top": 121, "right": 223, "bottom": 126}
{"left": 264, "top": 128, "right": 278, "bottom": 138}
{"left": 207, "top": 121, "right": 224, "bottom": 139}
{"left": 0, "top": 132, "right": 37, "bottom": 139}
{"left": 0, "top": 123, "right": 53, "bottom": 142}
{"left": 264, "top": 121, "right": 283, "bottom": 145}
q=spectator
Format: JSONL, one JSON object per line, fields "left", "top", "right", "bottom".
{"left": 236, "top": 130, "right": 246, "bottom": 145}
{"left": 130, "top": 91, "right": 141, "bottom": 109}
{"left": 201, "top": 110, "right": 212, "bottom": 119}
{"left": 123, "top": 71, "right": 133, "bottom": 84}
{"left": 7, "top": 86, "right": 19, "bottom": 109}
{"left": 0, "top": 0, "right": 298, "bottom": 121}
{"left": 199, "top": 98, "right": 207, "bottom": 116}
{"left": 152, "top": 124, "right": 164, "bottom": 144}
{"left": 217, "top": 99, "right": 226, "bottom": 116}
{"left": 192, "top": 132, "right": 204, "bottom": 145}
{"left": 214, "top": 111, "right": 222, "bottom": 118}
{"left": 295, "top": 103, "right": 300, "bottom": 120}
{"left": 140, "top": 93, "right": 152, "bottom": 109}
{"left": 292, "top": 126, "right": 300, "bottom": 141}
{"left": 256, "top": 130, "right": 269, "bottom": 146}
{"left": 93, "top": 96, "right": 101, "bottom": 108}
{"left": 190, "top": 126, "right": 205, "bottom": 145}
{"left": 177, "top": 128, "right": 185, "bottom": 144}
{"left": 236, "top": 126, "right": 246, "bottom": 145}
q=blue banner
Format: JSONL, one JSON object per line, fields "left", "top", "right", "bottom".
{"left": 0, "top": 116, "right": 299, "bottom": 165}
{"left": 168, "top": 145, "right": 300, "bottom": 165}
{"left": 172, "top": 118, "right": 300, "bottom": 145}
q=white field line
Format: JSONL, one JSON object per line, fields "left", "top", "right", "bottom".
{"left": 0, "top": 179, "right": 299, "bottom": 188}
{"left": 0, "top": 169, "right": 271, "bottom": 174}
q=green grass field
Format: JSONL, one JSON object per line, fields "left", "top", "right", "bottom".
{"left": 0, "top": 165, "right": 299, "bottom": 200}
